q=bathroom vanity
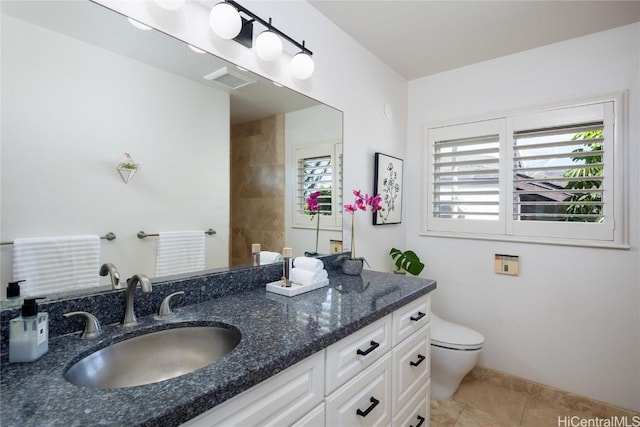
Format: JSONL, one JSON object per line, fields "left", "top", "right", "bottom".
{"left": 183, "top": 291, "right": 432, "bottom": 427}
{"left": 0, "top": 265, "right": 435, "bottom": 427}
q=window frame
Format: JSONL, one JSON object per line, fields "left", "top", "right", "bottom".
{"left": 421, "top": 93, "right": 628, "bottom": 248}
{"left": 292, "top": 141, "right": 343, "bottom": 231}
{"left": 425, "top": 118, "right": 507, "bottom": 236}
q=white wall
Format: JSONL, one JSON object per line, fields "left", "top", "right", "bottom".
{"left": 407, "top": 23, "right": 640, "bottom": 411}
{"left": 285, "top": 104, "right": 342, "bottom": 257}
{"left": 0, "top": 14, "right": 230, "bottom": 292}
{"left": 95, "top": 0, "right": 409, "bottom": 271}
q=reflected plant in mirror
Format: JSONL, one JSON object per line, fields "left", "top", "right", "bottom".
{"left": 304, "top": 191, "right": 322, "bottom": 256}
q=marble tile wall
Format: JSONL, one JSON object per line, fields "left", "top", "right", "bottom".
{"left": 230, "top": 114, "right": 285, "bottom": 266}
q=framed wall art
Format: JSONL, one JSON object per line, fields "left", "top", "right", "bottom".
{"left": 373, "top": 152, "right": 403, "bottom": 225}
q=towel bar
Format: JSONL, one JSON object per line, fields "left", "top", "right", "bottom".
{"left": 137, "top": 229, "right": 216, "bottom": 239}
{"left": 0, "top": 232, "right": 117, "bottom": 246}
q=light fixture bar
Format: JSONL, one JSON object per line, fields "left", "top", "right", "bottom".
{"left": 225, "top": 0, "right": 312, "bottom": 56}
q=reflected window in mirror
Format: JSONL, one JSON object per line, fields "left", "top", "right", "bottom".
{"left": 293, "top": 142, "right": 343, "bottom": 229}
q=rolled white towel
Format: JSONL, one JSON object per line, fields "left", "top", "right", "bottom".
{"left": 290, "top": 268, "right": 328, "bottom": 286}
{"left": 260, "top": 251, "right": 284, "bottom": 265}
{"left": 293, "top": 256, "right": 324, "bottom": 272}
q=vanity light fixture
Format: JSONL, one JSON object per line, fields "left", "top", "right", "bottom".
{"left": 208, "top": 0, "right": 314, "bottom": 79}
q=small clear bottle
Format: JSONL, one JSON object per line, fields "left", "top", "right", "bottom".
{"left": 252, "top": 243, "right": 261, "bottom": 266}
{"left": 9, "top": 297, "right": 49, "bottom": 363}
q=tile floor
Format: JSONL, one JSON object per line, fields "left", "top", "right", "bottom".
{"left": 430, "top": 367, "right": 640, "bottom": 426}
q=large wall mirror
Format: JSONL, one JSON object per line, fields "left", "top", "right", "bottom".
{"left": 0, "top": 0, "right": 343, "bottom": 302}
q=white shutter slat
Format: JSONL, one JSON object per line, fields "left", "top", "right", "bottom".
{"left": 432, "top": 132, "right": 500, "bottom": 221}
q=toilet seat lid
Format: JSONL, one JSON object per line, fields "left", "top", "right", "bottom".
{"left": 431, "top": 314, "right": 485, "bottom": 350}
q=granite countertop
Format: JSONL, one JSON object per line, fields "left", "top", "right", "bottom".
{"left": 0, "top": 270, "right": 435, "bottom": 427}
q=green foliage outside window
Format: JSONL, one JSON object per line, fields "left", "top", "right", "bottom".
{"left": 563, "top": 129, "right": 603, "bottom": 222}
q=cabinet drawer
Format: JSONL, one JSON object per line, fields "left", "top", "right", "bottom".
{"left": 392, "top": 294, "right": 431, "bottom": 346}
{"left": 392, "top": 380, "right": 430, "bottom": 427}
{"left": 325, "top": 353, "right": 392, "bottom": 427}
{"left": 181, "top": 351, "right": 324, "bottom": 427}
{"left": 326, "top": 314, "right": 391, "bottom": 394}
{"left": 392, "top": 324, "right": 430, "bottom": 414}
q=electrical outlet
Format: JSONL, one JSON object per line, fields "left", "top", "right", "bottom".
{"left": 494, "top": 254, "right": 519, "bottom": 276}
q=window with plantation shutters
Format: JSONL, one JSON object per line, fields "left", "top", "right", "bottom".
{"left": 424, "top": 95, "right": 626, "bottom": 246}
{"left": 293, "top": 143, "right": 342, "bottom": 229}
{"left": 512, "top": 122, "right": 604, "bottom": 223}
{"left": 426, "top": 118, "right": 506, "bottom": 235}
{"left": 433, "top": 134, "right": 500, "bottom": 220}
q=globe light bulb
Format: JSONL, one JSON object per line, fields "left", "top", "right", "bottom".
{"left": 209, "top": 3, "right": 241, "bottom": 40}
{"left": 290, "top": 52, "right": 314, "bottom": 80}
{"left": 255, "top": 31, "right": 283, "bottom": 62}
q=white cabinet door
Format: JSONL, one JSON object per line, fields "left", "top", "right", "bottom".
{"left": 392, "top": 380, "right": 430, "bottom": 427}
{"left": 181, "top": 351, "right": 324, "bottom": 427}
{"left": 391, "top": 294, "right": 431, "bottom": 347}
{"left": 392, "top": 324, "right": 430, "bottom": 414}
{"left": 325, "top": 353, "right": 392, "bottom": 427}
{"left": 325, "top": 315, "right": 392, "bottom": 395}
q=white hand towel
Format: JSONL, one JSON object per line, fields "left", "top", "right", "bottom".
{"left": 13, "top": 235, "right": 100, "bottom": 296}
{"left": 290, "top": 268, "right": 328, "bottom": 286}
{"left": 293, "top": 256, "right": 324, "bottom": 272}
{"left": 156, "top": 231, "right": 205, "bottom": 276}
{"left": 260, "top": 251, "right": 284, "bottom": 265}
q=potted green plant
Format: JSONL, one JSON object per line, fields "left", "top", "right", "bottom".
{"left": 389, "top": 248, "right": 425, "bottom": 276}
{"left": 118, "top": 162, "right": 138, "bottom": 170}
{"left": 116, "top": 153, "right": 140, "bottom": 184}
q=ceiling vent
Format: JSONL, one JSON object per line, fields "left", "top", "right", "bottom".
{"left": 203, "top": 67, "right": 255, "bottom": 90}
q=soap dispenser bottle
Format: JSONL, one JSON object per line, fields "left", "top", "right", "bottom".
{"left": 6, "top": 279, "right": 25, "bottom": 300}
{"left": 9, "top": 297, "right": 49, "bottom": 363}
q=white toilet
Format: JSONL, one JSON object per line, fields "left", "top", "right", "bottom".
{"left": 430, "top": 313, "right": 485, "bottom": 400}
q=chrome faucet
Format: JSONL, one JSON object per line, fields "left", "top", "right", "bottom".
{"left": 122, "top": 274, "right": 152, "bottom": 327}
{"left": 100, "top": 263, "right": 121, "bottom": 289}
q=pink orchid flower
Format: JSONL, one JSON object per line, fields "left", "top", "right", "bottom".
{"left": 343, "top": 189, "right": 383, "bottom": 260}
{"left": 306, "top": 191, "right": 321, "bottom": 213}
{"left": 344, "top": 204, "right": 357, "bottom": 213}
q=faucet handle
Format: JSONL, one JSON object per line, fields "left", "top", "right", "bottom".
{"left": 158, "top": 291, "right": 185, "bottom": 317}
{"left": 99, "top": 263, "right": 122, "bottom": 289}
{"left": 63, "top": 311, "right": 102, "bottom": 339}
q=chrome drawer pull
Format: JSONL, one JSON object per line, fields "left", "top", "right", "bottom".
{"left": 356, "top": 340, "right": 380, "bottom": 356}
{"left": 410, "top": 414, "right": 425, "bottom": 427}
{"left": 410, "top": 311, "right": 426, "bottom": 322}
{"left": 356, "top": 396, "right": 380, "bottom": 417}
{"left": 410, "top": 354, "right": 426, "bottom": 367}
